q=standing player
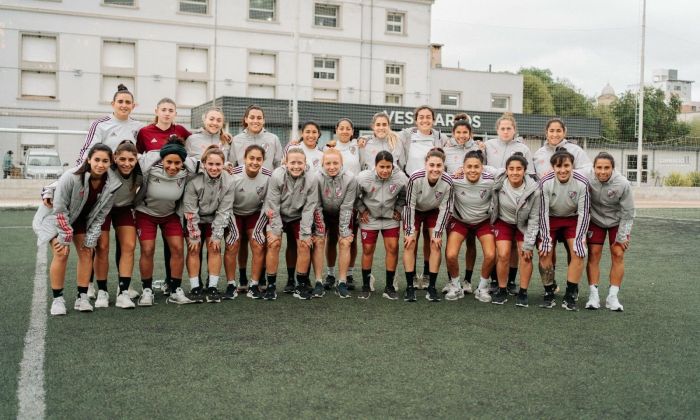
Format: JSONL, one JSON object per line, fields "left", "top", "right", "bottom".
{"left": 185, "top": 107, "right": 232, "bottom": 159}
{"left": 533, "top": 118, "right": 591, "bottom": 179}
{"left": 359, "top": 112, "right": 405, "bottom": 172}
{"left": 585, "top": 152, "right": 635, "bottom": 311}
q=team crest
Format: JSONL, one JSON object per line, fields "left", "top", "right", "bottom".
{"left": 435, "top": 191, "right": 443, "bottom": 200}
{"left": 177, "top": 178, "right": 184, "bottom": 187}
{"left": 389, "top": 184, "right": 398, "bottom": 194}
{"left": 480, "top": 189, "right": 487, "bottom": 199}
{"left": 361, "top": 231, "right": 367, "bottom": 240}
{"left": 335, "top": 186, "right": 342, "bottom": 198}
{"left": 569, "top": 191, "right": 577, "bottom": 200}
{"left": 262, "top": 144, "right": 269, "bottom": 151}
{"left": 313, "top": 159, "right": 320, "bottom": 168}
{"left": 493, "top": 229, "right": 499, "bottom": 238}
{"left": 587, "top": 230, "right": 593, "bottom": 238}
{"left": 256, "top": 186, "right": 264, "bottom": 196}
{"left": 607, "top": 189, "right": 617, "bottom": 198}
{"left": 350, "top": 146, "right": 357, "bottom": 155}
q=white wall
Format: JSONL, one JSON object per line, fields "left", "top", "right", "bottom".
{"left": 430, "top": 67, "right": 523, "bottom": 112}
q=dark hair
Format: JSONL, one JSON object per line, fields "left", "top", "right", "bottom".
{"left": 301, "top": 121, "right": 321, "bottom": 134}
{"left": 112, "top": 140, "right": 139, "bottom": 189}
{"left": 506, "top": 151, "right": 528, "bottom": 169}
{"left": 242, "top": 105, "right": 264, "bottom": 129}
{"left": 593, "top": 151, "right": 615, "bottom": 169}
{"left": 375, "top": 150, "right": 394, "bottom": 165}
{"left": 425, "top": 147, "right": 445, "bottom": 162}
{"left": 335, "top": 118, "right": 354, "bottom": 130}
{"left": 113, "top": 84, "right": 134, "bottom": 102}
{"left": 452, "top": 113, "right": 472, "bottom": 134}
{"left": 545, "top": 117, "right": 567, "bottom": 132}
{"left": 244, "top": 144, "right": 266, "bottom": 159}
{"left": 464, "top": 150, "right": 484, "bottom": 163}
{"left": 414, "top": 105, "right": 436, "bottom": 120}
{"left": 76, "top": 143, "right": 113, "bottom": 176}
{"left": 159, "top": 135, "right": 187, "bottom": 162}
{"left": 550, "top": 147, "right": 575, "bottom": 167}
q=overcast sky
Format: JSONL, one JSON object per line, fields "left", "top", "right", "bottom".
{"left": 430, "top": 0, "right": 700, "bottom": 101}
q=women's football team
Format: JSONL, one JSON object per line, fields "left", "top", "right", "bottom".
{"left": 35, "top": 84, "right": 635, "bottom": 316}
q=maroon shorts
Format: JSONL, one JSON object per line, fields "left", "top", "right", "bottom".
{"left": 323, "top": 212, "right": 355, "bottom": 236}
{"left": 448, "top": 218, "right": 493, "bottom": 238}
{"left": 588, "top": 222, "right": 624, "bottom": 245}
{"left": 548, "top": 216, "right": 578, "bottom": 242}
{"left": 282, "top": 219, "right": 301, "bottom": 241}
{"left": 493, "top": 219, "right": 524, "bottom": 242}
{"left": 101, "top": 206, "right": 136, "bottom": 231}
{"left": 235, "top": 212, "right": 261, "bottom": 239}
{"left": 135, "top": 211, "right": 183, "bottom": 241}
{"left": 360, "top": 227, "right": 400, "bottom": 245}
{"left": 197, "top": 223, "right": 213, "bottom": 239}
{"left": 72, "top": 218, "right": 88, "bottom": 236}
{"left": 413, "top": 209, "right": 439, "bottom": 232}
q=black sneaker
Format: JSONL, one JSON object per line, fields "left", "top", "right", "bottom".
{"left": 223, "top": 284, "right": 237, "bottom": 300}
{"left": 263, "top": 285, "right": 277, "bottom": 301}
{"left": 346, "top": 275, "right": 356, "bottom": 291}
{"left": 357, "top": 286, "right": 371, "bottom": 300}
{"left": 293, "top": 284, "right": 312, "bottom": 300}
{"left": 426, "top": 287, "right": 441, "bottom": 302}
{"left": 382, "top": 286, "right": 399, "bottom": 301}
{"left": 323, "top": 275, "right": 336, "bottom": 290}
{"left": 312, "top": 281, "right": 325, "bottom": 298}
{"left": 283, "top": 279, "right": 296, "bottom": 294}
{"left": 488, "top": 279, "right": 498, "bottom": 295}
{"left": 492, "top": 289, "right": 508, "bottom": 305}
{"left": 540, "top": 293, "right": 556, "bottom": 309}
{"left": 189, "top": 287, "right": 205, "bottom": 303}
{"left": 247, "top": 284, "right": 263, "bottom": 299}
{"left": 515, "top": 293, "right": 529, "bottom": 308}
{"left": 206, "top": 287, "right": 221, "bottom": 303}
{"left": 562, "top": 294, "right": 578, "bottom": 311}
{"left": 506, "top": 281, "right": 518, "bottom": 296}
{"left": 335, "top": 282, "right": 350, "bottom": 298}
{"left": 404, "top": 286, "right": 417, "bottom": 302}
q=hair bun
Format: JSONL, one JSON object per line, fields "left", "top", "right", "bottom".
{"left": 167, "top": 134, "right": 185, "bottom": 145}
{"left": 117, "top": 83, "right": 129, "bottom": 91}
{"left": 502, "top": 112, "right": 514, "bottom": 118}
{"left": 454, "top": 113, "right": 469, "bottom": 122}
{"left": 555, "top": 146, "right": 567, "bottom": 152}
{"left": 512, "top": 151, "right": 523, "bottom": 157}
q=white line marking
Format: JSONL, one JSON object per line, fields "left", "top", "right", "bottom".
{"left": 0, "top": 226, "right": 33, "bottom": 229}
{"left": 636, "top": 215, "right": 700, "bottom": 223}
{"left": 17, "top": 243, "right": 48, "bottom": 420}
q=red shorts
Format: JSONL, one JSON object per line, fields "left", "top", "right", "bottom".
{"left": 360, "top": 227, "right": 400, "bottom": 245}
{"left": 548, "top": 216, "right": 578, "bottom": 242}
{"left": 493, "top": 219, "right": 524, "bottom": 242}
{"left": 588, "top": 222, "right": 624, "bottom": 245}
{"left": 282, "top": 219, "right": 301, "bottom": 241}
{"left": 101, "top": 206, "right": 136, "bottom": 231}
{"left": 448, "top": 219, "right": 493, "bottom": 238}
{"left": 413, "top": 209, "right": 439, "bottom": 232}
{"left": 72, "top": 218, "right": 88, "bottom": 235}
{"left": 135, "top": 211, "right": 183, "bottom": 241}
{"left": 234, "top": 212, "right": 261, "bottom": 239}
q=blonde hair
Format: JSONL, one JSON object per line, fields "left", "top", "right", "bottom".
{"left": 495, "top": 112, "right": 517, "bottom": 132}
{"left": 153, "top": 97, "right": 177, "bottom": 125}
{"left": 202, "top": 107, "right": 231, "bottom": 145}
{"left": 371, "top": 112, "right": 398, "bottom": 152}
{"left": 201, "top": 144, "right": 225, "bottom": 164}
{"left": 322, "top": 148, "right": 344, "bottom": 165}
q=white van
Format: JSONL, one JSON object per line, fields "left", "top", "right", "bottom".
{"left": 22, "top": 148, "right": 66, "bottom": 179}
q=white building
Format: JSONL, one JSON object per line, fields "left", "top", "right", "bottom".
{"left": 652, "top": 69, "right": 693, "bottom": 103}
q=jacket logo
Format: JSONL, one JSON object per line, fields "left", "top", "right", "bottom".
{"left": 569, "top": 191, "right": 577, "bottom": 200}
{"left": 607, "top": 189, "right": 617, "bottom": 198}
{"left": 480, "top": 189, "right": 487, "bottom": 199}
{"left": 263, "top": 144, "right": 269, "bottom": 151}
{"left": 460, "top": 191, "right": 466, "bottom": 196}
{"left": 435, "top": 191, "right": 443, "bottom": 200}
{"left": 256, "top": 186, "right": 264, "bottom": 196}
{"left": 324, "top": 187, "right": 331, "bottom": 198}
{"left": 361, "top": 231, "right": 367, "bottom": 240}
{"left": 313, "top": 159, "right": 320, "bottom": 168}
{"left": 350, "top": 146, "right": 357, "bottom": 155}
{"left": 151, "top": 138, "right": 157, "bottom": 143}
{"left": 335, "top": 186, "right": 342, "bottom": 198}
{"left": 389, "top": 184, "right": 398, "bottom": 194}
{"left": 177, "top": 179, "right": 184, "bottom": 187}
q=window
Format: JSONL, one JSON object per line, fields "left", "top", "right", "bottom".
{"left": 385, "top": 64, "right": 403, "bottom": 86}
{"left": 386, "top": 12, "right": 405, "bottom": 34}
{"left": 314, "top": 58, "right": 338, "bottom": 81}
{"left": 248, "top": 85, "right": 275, "bottom": 99}
{"left": 180, "top": 0, "right": 208, "bottom": 14}
{"left": 491, "top": 94, "right": 511, "bottom": 111}
{"left": 249, "top": 0, "right": 275, "bottom": 21}
{"left": 102, "top": 40, "right": 135, "bottom": 102}
{"left": 441, "top": 91, "right": 460, "bottom": 107}
{"left": 248, "top": 52, "right": 276, "bottom": 77}
{"left": 20, "top": 33, "right": 57, "bottom": 99}
{"left": 103, "top": 0, "right": 135, "bottom": 6}
{"left": 626, "top": 154, "right": 648, "bottom": 183}
{"left": 385, "top": 94, "right": 402, "bottom": 105}
{"left": 315, "top": 3, "right": 339, "bottom": 28}
{"left": 178, "top": 46, "right": 208, "bottom": 76}
{"left": 313, "top": 89, "right": 339, "bottom": 102}
{"left": 177, "top": 81, "right": 207, "bottom": 107}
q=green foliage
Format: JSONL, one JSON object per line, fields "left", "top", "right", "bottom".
{"left": 664, "top": 172, "right": 692, "bottom": 187}
{"left": 522, "top": 73, "right": 555, "bottom": 115}
{"left": 688, "top": 119, "right": 700, "bottom": 137}
{"left": 612, "top": 87, "right": 691, "bottom": 142}
{"left": 593, "top": 104, "right": 620, "bottom": 139}
{"left": 519, "top": 67, "right": 595, "bottom": 118}
{"left": 686, "top": 171, "right": 700, "bottom": 187}
{"left": 550, "top": 82, "right": 595, "bottom": 117}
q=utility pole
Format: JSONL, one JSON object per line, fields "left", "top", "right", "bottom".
{"left": 637, "top": 0, "right": 646, "bottom": 186}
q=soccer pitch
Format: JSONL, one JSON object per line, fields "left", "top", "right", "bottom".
{"left": 2, "top": 209, "right": 699, "bottom": 419}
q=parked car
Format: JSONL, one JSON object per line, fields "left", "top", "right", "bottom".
{"left": 21, "top": 148, "right": 67, "bottom": 179}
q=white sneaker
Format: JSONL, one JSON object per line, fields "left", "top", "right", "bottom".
{"left": 116, "top": 291, "right": 136, "bottom": 309}
{"left": 138, "top": 288, "right": 154, "bottom": 306}
{"left": 462, "top": 280, "right": 473, "bottom": 294}
{"left": 74, "top": 293, "right": 94, "bottom": 312}
{"left": 167, "top": 287, "right": 193, "bottom": 304}
{"left": 441, "top": 282, "right": 451, "bottom": 294}
{"left": 585, "top": 287, "right": 600, "bottom": 310}
{"left": 50, "top": 297, "right": 66, "bottom": 316}
{"left": 127, "top": 287, "right": 140, "bottom": 299}
{"left": 87, "top": 283, "right": 96, "bottom": 299}
{"left": 445, "top": 283, "right": 465, "bottom": 301}
{"left": 369, "top": 274, "right": 376, "bottom": 292}
{"left": 605, "top": 294, "right": 624, "bottom": 312}
{"left": 95, "top": 290, "right": 109, "bottom": 308}
{"left": 474, "top": 287, "right": 492, "bottom": 303}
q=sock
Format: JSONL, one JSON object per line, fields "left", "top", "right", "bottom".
{"left": 490, "top": 267, "right": 498, "bottom": 282}
{"left": 463, "top": 269, "right": 473, "bottom": 284}
{"left": 171, "top": 278, "right": 182, "bottom": 290}
{"left": 77, "top": 286, "right": 88, "bottom": 296}
{"left": 259, "top": 277, "right": 267, "bottom": 287}
{"left": 422, "top": 261, "right": 430, "bottom": 275}
{"left": 238, "top": 268, "right": 248, "bottom": 285}
{"left": 165, "top": 277, "right": 173, "bottom": 288}
{"left": 518, "top": 287, "right": 528, "bottom": 296}
{"left": 386, "top": 270, "right": 396, "bottom": 289}
{"left": 96, "top": 280, "right": 108, "bottom": 291}
{"left": 266, "top": 274, "right": 276, "bottom": 286}
{"left": 142, "top": 278, "right": 153, "bottom": 290}
{"left": 405, "top": 271, "right": 416, "bottom": 288}
{"left": 544, "top": 284, "right": 555, "bottom": 295}
{"left": 118, "top": 276, "right": 131, "bottom": 293}
{"left": 227, "top": 278, "right": 235, "bottom": 285}
{"left": 296, "top": 272, "right": 309, "bottom": 287}
{"left": 508, "top": 267, "right": 518, "bottom": 284}
{"left": 565, "top": 281, "right": 577, "bottom": 297}
{"left": 52, "top": 288, "right": 63, "bottom": 298}
{"left": 609, "top": 285, "right": 620, "bottom": 296}
{"left": 428, "top": 272, "right": 438, "bottom": 289}
{"left": 287, "top": 267, "right": 295, "bottom": 281}
{"left": 348, "top": 266, "right": 355, "bottom": 277}
{"left": 338, "top": 277, "right": 347, "bottom": 284}
{"left": 499, "top": 287, "right": 507, "bottom": 294}
{"left": 327, "top": 266, "right": 336, "bottom": 277}
{"left": 590, "top": 284, "right": 598, "bottom": 292}
{"left": 362, "top": 269, "right": 371, "bottom": 288}
{"left": 478, "top": 277, "right": 489, "bottom": 289}
{"left": 208, "top": 275, "right": 219, "bottom": 289}
{"left": 189, "top": 277, "right": 200, "bottom": 289}
{"left": 251, "top": 279, "right": 260, "bottom": 286}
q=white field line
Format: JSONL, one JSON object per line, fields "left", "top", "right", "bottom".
{"left": 16, "top": 243, "right": 48, "bottom": 420}
{"left": 0, "top": 226, "right": 33, "bottom": 229}
{"left": 635, "top": 215, "right": 700, "bottom": 223}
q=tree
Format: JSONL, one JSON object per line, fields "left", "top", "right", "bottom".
{"left": 522, "top": 73, "right": 555, "bottom": 115}
{"left": 549, "top": 81, "right": 595, "bottom": 117}
{"left": 519, "top": 67, "right": 594, "bottom": 117}
{"left": 593, "top": 104, "right": 619, "bottom": 139}
{"left": 611, "top": 87, "right": 691, "bottom": 142}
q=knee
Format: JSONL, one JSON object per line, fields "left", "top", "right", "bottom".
{"left": 482, "top": 249, "right": 496, "bottom": 263}
{"left": 611, "top": 247, "right": 625, "bottom": 261}
{"left": 267, "top": 240, "right": 281, "bottom": 252}
{"left": 385, "top": 243, "right": 398, "bottom": 254}
{"left": 445, "top": 249, "right": 458, "bottom": 262}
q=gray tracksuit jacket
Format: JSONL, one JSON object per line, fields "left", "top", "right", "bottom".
{"left": 228, "top": 129, "right": 283, "bottom": 170}
{"left": 402, "top": 169, "right": 453, "bottom": 239}
{"left": 185, "top": 129, "right": 230, "bottom": 159}
{"left": 532, "top": 139, "right": 592, "bottom": 179}
{"left": 134, "top": 151, "right": 200, "bottom": 218}
{"left": 260, "top": 166, "right": 318, "bottom": 241}
{"left": 316, "top": 168, "right": 358, "bottom": 238}
{"left": 490, "top": 173, "right": 541, "bottom": 251}
{"left": 33, "top": 167, "right": 122, "bottom": 247}
{"left": 444, "top": 137, "right": 480, "bottom": 174}
{"left": 399, "top": 127, "right": 447, "bottom": 176}
{"left": 183, "top": 169, "right": 236, "bottom": 243}
{"left": 450, "top": 173, "right": 495, "bottom": 225}
{"left": 538, "top": 170, "right": 591, "bottom": 257}
{"left": 359, "top": 135, "right": 406, "bottom": 172}
{"left": 75, "top": 114, "right": 143, "bottom": 165}
{"left": 355, "top": 169, "right": 408, "bottom": 230}
{"left": 586, "top": 170, "right": 635, "bottom": 241}
{"left": 231, "top": 165, "right": 271, "bottom": 216}
{"left": 484, "top": 137, "right": 535, "bottom": 175}
{"left": 331, "top": 139, "right": 362, "bottom": 176}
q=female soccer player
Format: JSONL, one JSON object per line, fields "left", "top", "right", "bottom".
{"left": 286, "top": 121, "right": 324, "bottom": 172}
{"left": 444, "top": 150, "right": 496, "bottom": 304}
{"left": 359, "top": 112, "right": 405, "bottom": 172}
{"left": 399, "top": 105, "right": 447, "bottom": 175}
{"left": 183, "top": 145, "right": 236, "bottom": 303}
{"left": 35, "top": 144, "right": 121, "bottom": 315}
{"left": 136, "top": 97, "right": 191, "bottom": 153}
{"left": 490, "top": 152, "right": 541, "bottom": 307}
{"left": 134, "top": 136, "right": 199, "bottom": 306}
{"left": 355, "top": 151, "right": 408, "bottom": 300}
{"left": 228, "top": 105, "right": 283, "bottom": 170}
{"left": 538, "top": 148, "right": 591, "bottom": 311}
{"left": 585, "top": 152, "right": 634, "bottom": 312}
{"left": 533, "top": 118, "right": 591, "bottom": 179}
{"left": 185, "top": 107, "right": 232, "bottom": 159}
{"left": 254, "top": 147, "right": 318, "bottom": 301}
{"left": 402, "top": 148, "right": 453, "bottom": 302}
{"left": 225, "top": 145, "right": 271, "bottom": 299}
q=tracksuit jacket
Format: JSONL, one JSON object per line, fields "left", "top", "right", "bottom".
{"left": 402, "top": 169, "right": 453, "bottom": 239}
{"left": 490, "top": 172, "right": 541, "bottom": 251}
{"left": 586, "top": 170, "right": 635, "bottom": 242}
{"left": 332, "top": 139, "right": 362, "bottom": 176}
{"left": 532, "top": 139, "right": 592, "bottom": 179}
{"left": 443, "top": 137, "right": 480, "bottom": 174}
{"left": 185, "top": 129, "right": 230, "bottom": 159}
{"left": 359, "top": 135, "right": 405, "bottom": 172}
{"left": 484, "top": 137, "right": 535, "bottom": 175}
{"left": 134, "top": 151, "right": 200, "bottom": 218}
{"left": 450, "top": 172, "right": 495, "bottom": 225}
{"left": 183, "top": 169, "right": 236, "bottom": 244}
{"left": 228, "top": 129, "right": 283, "bottom": 170}
{"left": 316, "top": 168, "right": 358, "bottom": 238}
{"left": 75, "top": 114, "right": 144, "bottom": 165}
{"left": 398, "top": 127, "right": 447, "bottom": 176}
{"left": 355, "top": 169, "right": 408, "bottom": 230}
